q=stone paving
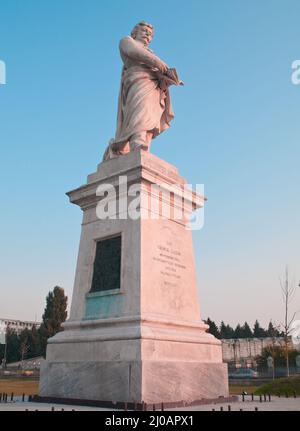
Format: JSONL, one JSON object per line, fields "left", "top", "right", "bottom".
{"left": 0, "top": 396, "right": 299, "bottom": 411}
{"left": 169, "top": 395, "right": 300, "bottom": 411}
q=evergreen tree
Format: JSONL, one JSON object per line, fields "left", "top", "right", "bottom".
{"left": 267, "top": 321, "right": 281, "bottom": 338}
{"left": 39, "top": 286, "right": 68, "bottom": 357}
{"left": 206, "top": 318, "right": 220, "bottom": 339}
{"left": 219, "top": 321, "right": 235, "bottom": 339}
{"left": 30, "top": 324, "right": 41, "bottom": 357}
{"left": 234, "top": 324, "right": 243, "bottom": 338}
{"left": 253, "top": 320, "right": 266, "bottom": 338}
{"left": 19, "top": 325, "right": 41, "bottom": 359}
{"left": 240, "top": 322, "right": 253, "bottom": 338}
{"left": 219, "top": 321, "right": 227, "bottom": 339}
{"left": 6, "top": 328, "right": 21, "bottom": 363}
{"left": 226, "top": 324, "right": 235, "bottom": 339}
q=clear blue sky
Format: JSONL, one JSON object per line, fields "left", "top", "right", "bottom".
{"left": 0, "top": 0, "right": 299, "bottom": 329}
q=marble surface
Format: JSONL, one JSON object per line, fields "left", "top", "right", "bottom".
{"left": 40, "top": 360, "right": 228, "bottom": 403}
{"left": 40, "top": 150, "right": 228, "bottom": 403}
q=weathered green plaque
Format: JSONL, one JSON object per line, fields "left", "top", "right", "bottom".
{"left": 90, "top": 235, "right": 121, "bottom": 292}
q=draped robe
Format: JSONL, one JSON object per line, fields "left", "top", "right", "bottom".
{"left": 113, "top": 37, "right": 174, "bottom": 148}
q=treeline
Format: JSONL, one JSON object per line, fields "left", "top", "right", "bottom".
{"left": 0, "top": 286, "right": 67, "bottom": 365}
{"left": 205, "top": 318, "right": 284, "bottom": 340}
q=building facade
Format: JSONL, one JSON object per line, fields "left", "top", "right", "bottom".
{"left": 0, "top": 317, "right": 41, "bottom": 340}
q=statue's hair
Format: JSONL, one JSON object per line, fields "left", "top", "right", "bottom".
{"left": 131, "top": 21, "right": 154, "bottom": 39}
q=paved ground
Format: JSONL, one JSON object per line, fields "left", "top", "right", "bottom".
{"left": 169, "top": 396, "right": 300, "bottom": 411}
{"left": 0, "top": 396, "right": 299, "bottom": 411}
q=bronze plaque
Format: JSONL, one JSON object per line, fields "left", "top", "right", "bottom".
{"left": 90, "top": 235, "right": 121, "bottom": 292}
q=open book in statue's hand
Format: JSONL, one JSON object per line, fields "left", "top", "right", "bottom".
{"left": 155, "top": 67, "right": 184, "bottom": 88}
{"left": 164, "top": 68, "right": 184, "bottom": 86}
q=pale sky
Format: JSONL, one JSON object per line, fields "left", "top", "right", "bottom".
{"left": 0, "top": 0, "right": 299, "bottom": 329}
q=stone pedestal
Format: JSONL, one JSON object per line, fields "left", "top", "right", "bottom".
{"left": 39, "top": 150, "right": 228, "bottom": 403}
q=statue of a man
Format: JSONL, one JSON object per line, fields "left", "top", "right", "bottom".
{"left": 103, "top": 21, "right": 182, "bottom": 160}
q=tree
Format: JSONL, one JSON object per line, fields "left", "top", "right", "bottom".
{"left": 39, "top": 286, "right": 68, "bottom": 357}
{"left": 256, "top": 345, "right": 298, "bottom": 369}
{"left": 219, "top": 321, "right": 235, "bottom": 339}
{"left": 5, "top": 328, "right": 21, "bottom": 363}
{"left": 253, "top": 320, "right": 267, "bottom": 338}
{"left": 205, "top": 318, "right": 220, "bottom": 339}
{"left": 240, "top": 322, "right": 253, "bottom": 339}
{"left": 234, "top": 324, "right": 243, "bottom": 339}
{"left": 19, "top": 326, "right": 41, "bottom": 360}
{"left": 279, "top": 266, "right": 299, "bottom": 377}
{"left": 267, "top": 320, "right": 281, "bottom": 338}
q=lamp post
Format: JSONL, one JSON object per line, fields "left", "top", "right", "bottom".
{"left": 267, "top": 356, "right": 275, "bottom": 380}
{"left": 2, "top": 324, "right": 9, "bottom": 369}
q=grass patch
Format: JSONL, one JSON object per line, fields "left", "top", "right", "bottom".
{"left": 254, "top": 375, "right": 300, "bottom": 396}
{"left": 0, "top": 378, "right": 39, "bottom": 396}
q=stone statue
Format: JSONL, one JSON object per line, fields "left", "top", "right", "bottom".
{"left": 103, "top": 21, "right": 183, "bottom": 161}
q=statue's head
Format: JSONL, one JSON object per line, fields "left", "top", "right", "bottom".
{"left": 131, "top": 21, "right": 154, "bottom": 46}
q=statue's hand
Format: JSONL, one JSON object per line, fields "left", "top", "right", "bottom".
{"left": 158, "top": 61, "right": 169, "bottom": 74}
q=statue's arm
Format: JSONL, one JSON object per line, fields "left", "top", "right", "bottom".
{"left": 119, "top": 37, "right": 168, "bottom": 73}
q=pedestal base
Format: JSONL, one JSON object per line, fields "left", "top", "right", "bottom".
{"left": 39, "top": 317, "right": 228, "bottom": 403}
{"left": 40, "top": 151, "right": 229, "bottom": 403}
{"left": 40, "top": 360, "right": 228, "bottom": 404}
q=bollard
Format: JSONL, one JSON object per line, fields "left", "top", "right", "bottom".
{"left": 212, "top": 408, "right": 215, "bottom": 411}
{"left": 51, "top": 406, "right": 55, "bottom": 411}
{"left": 22, "top": 393, "right": 25, "bottom": 402}
{"left": 251, "top": 393, "right": 254, "bottom": 401}
{"left": 220, "top": 406, "right": 223, "bottom": 411}
{"left": 5, "top": 394, "right": 8, "bottom": 403}
{"left": 0, "top": 393, "right": 2, "bottom": 403}
{"left": 255, "top": 407, "right": 258, "bottom": 411}
{"left": 240, "top": 409, "right": 243, "bottom": 411}
{"left": 61, "top": 408, "right": 64, "bottom": 411}
{"left": 242, "top": 393, "right": 245, "bottom": 402}
{"left": 11, "top": 393, "right": 14, "bottom": 402}
{"left": 228, "top": 405, "right": 231, "bottom": 411}
{"left": 161, "top": 402, "right": 164, "bottom": 411}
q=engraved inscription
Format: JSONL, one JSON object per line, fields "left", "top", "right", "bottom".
{"left": 90, "top": 235, "right": 121, "bottom": 292}
{"left": 152, "top": 241, "right": 187, "bottom": 287}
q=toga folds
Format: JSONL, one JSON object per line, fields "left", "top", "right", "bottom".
{"left": 113, "top": 36, "right": 174, "bottom": 146}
